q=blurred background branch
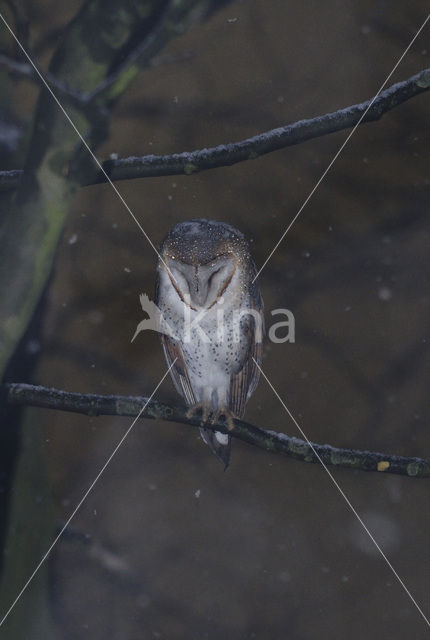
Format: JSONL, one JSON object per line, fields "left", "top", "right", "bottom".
{"left": 4, "top": 383, "right": 430, "bottom": 478}
{"left": 0, "top": 53, "right": 87, "bottom": 106}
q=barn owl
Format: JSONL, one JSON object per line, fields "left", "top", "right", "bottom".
{"left": 155, "top": 219, "right": 263, "bottom": 467}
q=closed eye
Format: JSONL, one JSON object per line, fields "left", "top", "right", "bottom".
{"left": 168, "top": 266, "right": 193, "bottom": 306}
{"left": 205, "top": 259, "right": 237, "bottom": 308}
{"left": 208, "top": 268, "right": 221, "bottom": 289}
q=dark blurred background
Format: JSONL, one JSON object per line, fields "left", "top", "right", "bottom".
{"left": 1, "top": 0, "right": 430, "bottom": 638}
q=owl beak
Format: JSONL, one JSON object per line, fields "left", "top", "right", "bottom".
{"left": 189, "top": 266, "right": 209, "bottom": 307}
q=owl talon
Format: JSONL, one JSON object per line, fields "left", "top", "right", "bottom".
{"left": 186, "top": 403, "right": 210, "bottom": 425}
{"left": 211, "top": 408, "right": 236, "bottom": 431}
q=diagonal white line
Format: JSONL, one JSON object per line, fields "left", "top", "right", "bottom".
{"left": 252, "top": 14, "right": 430, "bottom": 283}
{"left": 253, "top": 358, "right": 430, "bottom": 628}
{"left": 0, "top": 361, "right": 176, "bottom": 629}
{"left": 0, "top": 11, "right": 172, "bottom": 275}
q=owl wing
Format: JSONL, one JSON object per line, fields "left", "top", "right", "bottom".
{"left": 155, "top": 269, "right": 196, "bottom": 406}
{"left": 229, "top": 278, "right": 264, "bottom": 419}
{"left": 159, "top": 334, "right": 196, "bottom": 406}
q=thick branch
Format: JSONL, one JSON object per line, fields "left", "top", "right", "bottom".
{"left": 4, "top": 383, "right": 430, "bottom": 478}
{"left": 1, "top": 67, "right": 429, "bottom": 192}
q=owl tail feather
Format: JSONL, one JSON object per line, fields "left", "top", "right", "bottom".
{"left": 200, "top": 428, "right": 231, "bottom": 469}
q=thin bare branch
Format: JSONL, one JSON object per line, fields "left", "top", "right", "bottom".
{"left": 3, "top": 383, "right": 430, "bottom": 477}
{"left": 2, "top": 67, "right": 429, "bottom": 192}
{"left": 0, "top": 53, "right": 88, "bottom": 107}
{"left": 94, "top": 67, "right": 430, "bottom": 182}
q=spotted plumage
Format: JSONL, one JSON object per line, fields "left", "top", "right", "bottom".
{"left": 155, "top": 219, "right": 264, "bottom": 467}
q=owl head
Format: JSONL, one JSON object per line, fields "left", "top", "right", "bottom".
{"left": 159, "top": 219, "right": 253, "bottom": 310}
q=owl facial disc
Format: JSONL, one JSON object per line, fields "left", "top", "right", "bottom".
{"left": 167, "top": 254, "right": 236, "bottom": 309}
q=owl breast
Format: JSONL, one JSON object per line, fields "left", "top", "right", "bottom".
{"left": 157, "top": 266, "right": 250, "bottom": 410}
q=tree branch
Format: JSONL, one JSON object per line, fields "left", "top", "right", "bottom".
{"left": 99, "top": 67, "right": 430, "bottom": 182}
{"left": 3, "top": 383, "right": 429, "bottom": 478}
{"left": 1, "top": 67, "right": 428, "bottom": 192}
{"left": 84, "top": 0, "right": 203, "bottom": 108}
{"left": 0, "top": 54, "right": 86, "bottom": 107}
